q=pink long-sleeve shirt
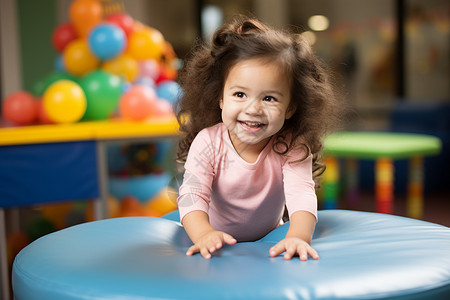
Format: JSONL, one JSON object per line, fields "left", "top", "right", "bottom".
{"left": 177, "top": 123, "right": 317, "bottom": 242}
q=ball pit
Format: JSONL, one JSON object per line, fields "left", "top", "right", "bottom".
{"left": 2, "top": 0, "right": 180, "bottom": 124}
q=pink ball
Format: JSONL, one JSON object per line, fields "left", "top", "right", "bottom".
{"left": 138, "top": 59, "right": 160, "bottom": 81}
{"left": 2, "top": 91, "right": 38, "bottom": 125}
{"left": 154, "top": 98, "right": 174, "bottom": 117}
{"left": 119, "top": 85, "right": 158, "bottom": 121}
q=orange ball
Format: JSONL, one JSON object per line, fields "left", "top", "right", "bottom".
{"left": 69, "top": 0, "right": 103, "bottom": 37}
{"left": 64, "top": 39, "right": 99, "bottom": 76}
{"left": 119, "top": 85, "right": 158, "bottom": 121}
{"left": 127, "top": 27, "right": 165, "bottom": 60}
{"left": 2, "top": 91, "right": 38, "bottom": 125}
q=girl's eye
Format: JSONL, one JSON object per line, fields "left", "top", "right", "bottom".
{"left": 263, "top": 96, "right": 277, "bottom": 102}
{"left": 234, "top": 92, "right": 246, "bottom": 98}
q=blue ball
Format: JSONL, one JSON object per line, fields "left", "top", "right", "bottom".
{"left": 134, "top": 77, "right": 157, "bottom": 89}
{"left": 156, "top": 80, "right": 182, "bottom": 104}
{"left": 54, "top": 55, "right": 65, "bottom": 72}
{"left": 89, "top": 23, "right": 126, "bottom": 61}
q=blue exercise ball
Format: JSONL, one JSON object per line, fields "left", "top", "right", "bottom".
{"left": 88, "top": 23, "right": 126, "bottom": 61}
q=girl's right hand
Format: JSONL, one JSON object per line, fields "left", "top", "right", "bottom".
{"left": 186, "top": 230, "right": 237, "bottom": 259}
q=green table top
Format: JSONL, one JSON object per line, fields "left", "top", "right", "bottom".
{"left": 323, "top": 131, "right": 442, "bottom": 160}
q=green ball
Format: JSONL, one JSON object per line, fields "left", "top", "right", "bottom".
{"left": 79, "top": 70, "right": 123, "bottom": 120}
{"left": 32, "top": 72, "right": 78, "bottom": 97}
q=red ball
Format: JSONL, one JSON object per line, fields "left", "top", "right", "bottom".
{"left": 52, "top": 23, "right": 78, "bottom": 52}
{"left": 105, "top": 13, "right": 134, "bottom": 38}
{"left": 36, "top": 99, "right": 54, "bottom": 124}
{"left": 119, "top": 85, "right": 158, "bottom": 121}
{"left": 2, "top": 91, "right": 38, "bottom": 125}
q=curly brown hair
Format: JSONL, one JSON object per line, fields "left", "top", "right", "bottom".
{"left": 175, "top": 16, "right": 341, "bottom": 186}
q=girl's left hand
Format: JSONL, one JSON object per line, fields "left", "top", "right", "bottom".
{"left": 269, "top": 237, "right": 319, "bottom": 261}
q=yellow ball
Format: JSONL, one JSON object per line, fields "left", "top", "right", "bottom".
{"left": 127, "top": 27, "right": 165, "bottom": 60}
{"left": 64, "top": 39, "right": 99, "bottom": 76}
{"left": 102, "top": 54, "right": 138, "bottom": 82}
{"left": 43, "top": 80, "right": 86, "bottom": 123}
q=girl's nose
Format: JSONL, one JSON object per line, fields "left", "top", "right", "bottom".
{"left": 245, "top": 99, "right": 264, "bottom": 115}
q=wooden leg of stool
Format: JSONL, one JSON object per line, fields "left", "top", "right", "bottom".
{"left": 346, "top": 159, "right": 359, "bottom": 208}
{"left": 375, "top": 158, "right": 394, "bottom": 214}
{"left": 408, "top": 157, "right": 424, "bottom": 219}
{"left": 0, "top": 208, "right": 11, "bottom": 300}
{"left": 323, "top": 157, "right": 339, "bottom": 209}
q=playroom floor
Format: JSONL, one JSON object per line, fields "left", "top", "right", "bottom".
{"left": 335, "top": 189, "right": 450, "bottom": 227}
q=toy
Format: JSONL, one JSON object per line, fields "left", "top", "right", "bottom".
{"left": 69, "top": 0, "right": 102, "bottom": 37}
{"left": 43, "top": 80, "right": 86, "bottom": 123}
{"left": 78, "top": 70, "right": 123, "bottom": 120}
{"left": 102, "top": 54, "right": 139, "bottom": 82}
{"left": 52, "top": 22, "right": 78, "bottom": 52}
{"left": 2, "top": 91, "right": 38, "bottom": 125}
{"left": 88, "top": 23, "right": 126, "bottom": 60}
{"left": 119, "top": 85, "right": 159, "bottom": 121}
{"left": 63, "top": 39, "right": 100, "bottom": 76}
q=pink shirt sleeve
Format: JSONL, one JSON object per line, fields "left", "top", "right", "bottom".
{"left": 177, "top": 130, "right": 214, "bottom": 223}
{"left": 282, "top": 149, "right": 318, "bottom": 222}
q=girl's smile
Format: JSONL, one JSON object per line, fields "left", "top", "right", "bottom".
{"left": 220, "top": 58, "right": 293, "bottom": 160}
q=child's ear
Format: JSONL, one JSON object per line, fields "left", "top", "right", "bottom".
{"left": 219, "top": 99, "right": 223, "bottom": 109}
{"left": 285, "top": 106, "right": 295, "bottom": 119}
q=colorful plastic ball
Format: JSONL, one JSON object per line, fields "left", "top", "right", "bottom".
{"left": 89, "top": 23, "right": 126, "bottom": 60}
{"left": 134, "top": 77, "right": 156, "bottom": 89}
{"left": 63, "top": 39, "right": 99, "bottom": 76}
{"left": 156, "top": 80, "right": 182, "bottom": 104}
{"left": 119, "top": 85, "right": 159, "bottom": 121}
{"left": 102, "top": 54, "right": 138, "bottom": 82}
{"left": 156, "top": 65, "right": 177, "bottom": 84}
{"left": 69, "top": 0, "right": 103, "bottom": 37}
{"left": 138, "top": 59, "right": 160, "bottom": 81}
{"left": 127, "top": 27, "right": 165, "bottom": 60}
{"left": 105, "top": 13, "right": 134, "bottom": 38}
{"left": 54, "top": 55, "right": 66, "bottom": 72}
{"left": 153, "top": 99, "right": 174, "bottom": 117}
{"left": 43, "top": 80, "right": 87, "bottom": 123}
{"left": 52, "top": 22, "right": 78, "bottom": 52}
{"left": 2, "top": 91, "right": 38, "bottom": 125}
{"left": 122, "top": 81, "right": 132, "bottom": 94}
{"left": 78, "top": 70, "right": 123, "bottom": 120}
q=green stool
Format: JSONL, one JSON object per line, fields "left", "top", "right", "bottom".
{"left": 323, "top": 132, "right": 441, "bottom": 218}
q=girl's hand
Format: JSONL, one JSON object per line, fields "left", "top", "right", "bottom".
{"left": 186, "top": 230, "right": 237, "bottom": 259}
{"left": 269, "top": 237, "right": 319, "bottom": 261}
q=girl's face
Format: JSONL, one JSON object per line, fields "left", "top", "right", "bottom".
{"left": 220, "top": 58, "right": 293, "bottom": 156}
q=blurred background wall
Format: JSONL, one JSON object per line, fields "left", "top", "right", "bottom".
{"left": 0, "top": 0, "right": 449, "bottom": 193}
{"left": 1, "top": 0, "right": 448, "bottom": 130}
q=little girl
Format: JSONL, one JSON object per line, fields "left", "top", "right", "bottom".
{"left": 175, "top": 17, "right": 339, "bottom": 260}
